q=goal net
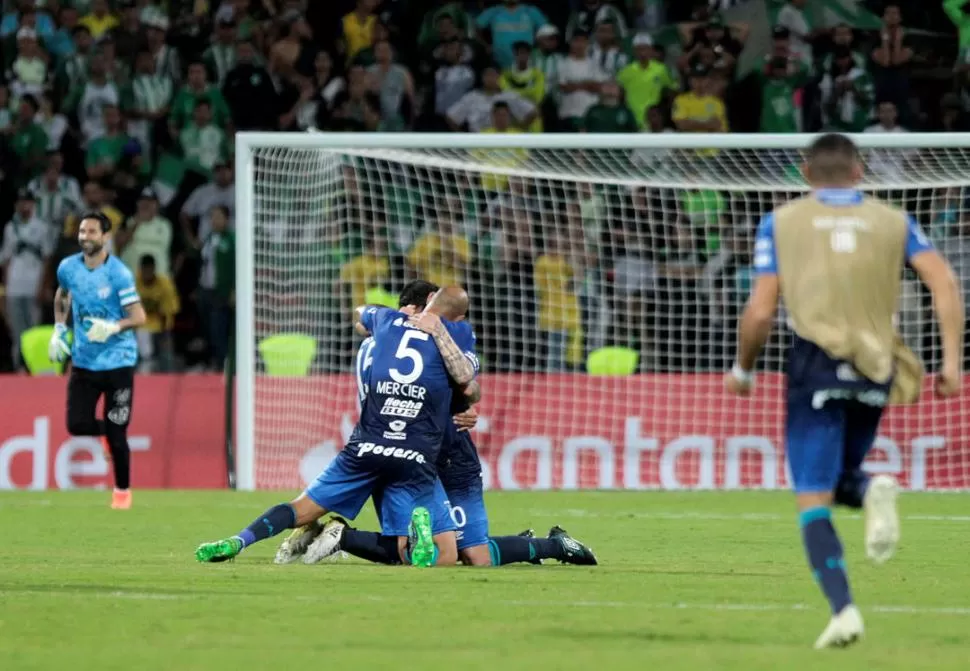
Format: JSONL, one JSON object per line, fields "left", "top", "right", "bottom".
{"left": 236, "top": 133, "right": 970, "bottom": 492}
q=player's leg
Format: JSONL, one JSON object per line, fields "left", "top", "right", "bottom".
{"left": 101, "top": 366, "right": 135, "bottom": 509}
{"left": 196, "top": 448, "right": 375, "bottom": 562}
{"left": 66, "top": 367, "right": 105, "bottom": 437}
{"left": 786, "top": 392, "right": 863, "bottom": 648}
{"left": 838, "top": 400, "right": 899, "bottom": 563}
{"left": 449, "top": 481, "right": 597, "bottom": 567}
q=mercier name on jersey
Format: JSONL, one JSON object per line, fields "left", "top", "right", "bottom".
{"left": 354, "top": 308, "right": 479, "bottom": 461}
{"left": 57, "top": 253, "right": 139, "bottom": 371}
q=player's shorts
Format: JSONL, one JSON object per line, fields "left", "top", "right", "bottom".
{"left": 442, "top": 475, "right": 489, "bottom": 551}
{"left": 305, "top": 443, "right": 438, "bottom": 537}
{"left": 372, "top": 477, "right": 457, "bottom": 537}
{"left": 786, "top": 389, "right": 885, "bottom": 494}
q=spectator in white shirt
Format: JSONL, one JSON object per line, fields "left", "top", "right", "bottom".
{"left": 558, "top": 31, "right": 606, "bottom": 129}
{"left": 865, "top": 100, "right": 913, "bottom": 178}
{"left": 446, "top": 64, "right": 536, "bottom": 132}
{"left": 180, "top": 161, "right": 235, "bottom": 247}
{"left": 0, "top": 188, "right": 52, "bottom": 369}
{"left": 433, "top": 39, "right": 476, "bottom": 123}
{"left": 589, "top": 20, "right": 628, "bottom": 78}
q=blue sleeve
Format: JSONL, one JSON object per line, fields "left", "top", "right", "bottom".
{"left": 359, "top": 306, "right": 393, "bottom": 334}
{"left": 476, "top": 7, "right": 495, "bottom": 28}
{"left": 112, "top": 262, "right": 140, "bottom": 307}
{"left": 753, "top": 213, "right": 778, "bottom": 275}
{"left": 446, "top": 320, "right": 481, "bottom": 375}
{"left": 904, "top": 215, "right": 934, "bottom": 262}
{"left": 56, "top": 258, "right": 70, "bottom": 289}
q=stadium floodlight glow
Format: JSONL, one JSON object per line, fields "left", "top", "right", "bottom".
{"left": 235, "top": 132, "right": 970, "bottom": 492}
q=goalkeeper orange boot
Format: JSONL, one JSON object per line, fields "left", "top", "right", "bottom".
{"left": 111, "top": 489, "right": 132, "bottom": 510}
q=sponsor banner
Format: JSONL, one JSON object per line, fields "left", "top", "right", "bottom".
{"left": 275, "top": 375, "right": 970, "bottom": 492}
{"left": 0, "top": 375, "right": 227, "bottom": 490}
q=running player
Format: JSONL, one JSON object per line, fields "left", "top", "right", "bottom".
{"left": 51, "top": 211, "right": 146, "bottom": 509}
{"left": 725, "top": 133, "right": 963, "bottom": 647}
{"left": 195, "top": 286, "right": 479, "bottom": 566}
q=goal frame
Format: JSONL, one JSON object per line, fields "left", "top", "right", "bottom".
{"left": 234, "top": 131, "right": 970, "bottom": 491}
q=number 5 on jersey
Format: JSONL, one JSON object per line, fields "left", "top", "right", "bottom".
{"left": 389, "top": 330, "right": 429, "bottom": 384}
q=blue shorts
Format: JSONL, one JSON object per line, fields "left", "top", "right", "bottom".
{"left": 442, "top": 475, "right": 489, "bottom": 551}
{"left": 305, "top": 444, "right": 437, "bottom": 537}
{"left": 373, "top": 478, "right": 457, "bottom": 537}
{"left": 786, "top": 389, "right": 885, "bottom": 494}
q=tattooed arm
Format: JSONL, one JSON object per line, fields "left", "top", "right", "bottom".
{"left": 463, "top": 379, "right": 482, "bottom": 403}
{"left": 408, "top": 312, "right": 476, "bottom": 386}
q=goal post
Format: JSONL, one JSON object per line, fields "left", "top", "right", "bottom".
{"left": 234, "top": 132, "right": 970, "bottom": 492}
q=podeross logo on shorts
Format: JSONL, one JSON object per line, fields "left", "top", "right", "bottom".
{"left": 380, "top": 398, "right": 422, "bottom": 418}
{"left": 356, "top": 442, "right": 426, "bottom": 464}
{"left": 383, "top": 420, "right": 407, "bottom": 441}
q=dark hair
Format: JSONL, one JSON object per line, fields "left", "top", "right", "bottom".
{"left": 139, "top": 254, "right": 156, "bottom": 267}
{"left": 492, "top": 101, "right": 511, "bottom": 113}
{"left": 805, "top": 133, "right": 860, "bottom": 181}
{"left": 194, "top": 99, "right": 212, "bottom": 110}
{"left": 20, "top": 94, "right": 38, "bottom": 112}
{"left": 80, "top": 210, "right": 112, "bottom": 233}
{"left": 398, "top": 280, "right": 439, "bottom": 309}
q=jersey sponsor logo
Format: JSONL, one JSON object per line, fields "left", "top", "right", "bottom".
{"left": 388, "top": 420, "right": 407, "bottom": 432}
{"left": 375, "top": 381, "right": 427, "bottom": 399}
{"left": 380, "top": 397, "right": 423, "bottom": 418}
{"left": 98, "top": 285, "right": 111, "bottom": 299}
{"left": 356, "top": 441, "right": 426, "bottom": 464}
{"left": 383, "top": 418, "right": 408, "bottom": 441}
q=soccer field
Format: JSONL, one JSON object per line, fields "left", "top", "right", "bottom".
{"left": 1, "top": 491, "right": 968, "bottom": 671}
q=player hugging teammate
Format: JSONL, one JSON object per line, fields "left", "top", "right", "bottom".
{"left": 50, "top": 211, "right": 147, "bottom": 509}
{"left": 196, "top": 282, "right": 596, "bottom": 567}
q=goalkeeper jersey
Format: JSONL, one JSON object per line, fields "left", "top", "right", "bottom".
{"left": 57, "top": 253, "right": 139, "bottom": 371}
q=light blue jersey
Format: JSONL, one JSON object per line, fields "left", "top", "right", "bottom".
{"left": 56, "top": 253, "right": 140, "bottom": 371}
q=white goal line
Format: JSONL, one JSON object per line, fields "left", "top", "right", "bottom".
{"left": 527, "top": 509, "right": 970, "bottom": 523}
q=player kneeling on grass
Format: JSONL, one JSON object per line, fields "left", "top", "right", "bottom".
{"left": 725, "top": 133, "right": 963, "bottom": 649}
{"left": 196, "top": 287, "right": 483, "bottom": 567}
{"left": 51, "top": 212, "right": 146, "bottom": 510}
{"left": 276, "top": 281, "right": 597, "bottom": 567}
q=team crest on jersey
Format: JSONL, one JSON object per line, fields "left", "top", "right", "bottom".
{"left": 383, "top": 419, "right": 408, "bottom": 441}
{"left": 98, "top": 286, "right": 111, "bottom": 299}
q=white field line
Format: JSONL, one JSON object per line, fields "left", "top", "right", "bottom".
{"left": 529, "top": 509, "right": 970, "bottom": 523}
{"left": 2, "top": 589, "right": 968, "bottom": 616}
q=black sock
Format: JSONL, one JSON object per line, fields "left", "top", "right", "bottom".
{"left": 834, "top": 470, "right": 870, "bottom": 509}
{"left": 487, "top": 536, "right": 562, "bottom": 565}
{"left": 800, "top": 507, "right": 853, "bottom": 614}
{"left": 105, "top": 437, "right": 130, "bottom": 489}
{"left": 235, "top": 504, "right": 296, "bottom": 549}
{"left": 340, "top": 529, "right": 401, "bottom": 565}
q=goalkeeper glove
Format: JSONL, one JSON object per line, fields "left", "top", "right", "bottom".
{"left": 86, "top": 318, "right": 121, "bottom": 343}
{"left": 48, "top": 323, "right": 72, "bottom": 363}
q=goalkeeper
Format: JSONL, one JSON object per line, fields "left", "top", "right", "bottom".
{"left": 276, "top": 280, "right": 597, "bottom": 567}
{"left": 51, "top": 212, "right": 146, "bottom": 510}
{"left": 725, "top": 134, "right": 963, "bottom": 649}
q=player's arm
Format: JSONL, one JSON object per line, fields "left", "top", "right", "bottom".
{"left": 907, "top": 220, "right": 964, "bottom": 396}
{"left": 354, "top": 304, "right": 395, "bottom": 337}
{"left": 408, "top": 312, "right": 476, "bottom": 385}
{"left": 49, "top": 275, "right": 72, "bottom": 362}
{"left": 729, "top": 214, "right": 780, "bottom": 392}
{"left": 463, "top": 379, "right": 482, "bottom": 404}
{"left": 53, "top": 286, "right": 70, "bottom": 324}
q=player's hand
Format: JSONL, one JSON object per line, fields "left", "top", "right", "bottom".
{"left": 407, "top": 311, "right": 442, "bottom": 335}
{"left": 48, "top": 323, "right": 71, "bottom": 363}
{"left": 935, "top": 365, "right": 962, "bottom": 399}
{"left": 86, "top": 318, "right": 121, "bottom": 343}
{"left": 724, "top": 365, "right": 754, "bottom": 397}
{"left": 453, "top": 406, "right": 479, "bottom": 432}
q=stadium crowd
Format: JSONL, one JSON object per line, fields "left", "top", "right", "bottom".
{"left": 0, "top": 0, "right": 967, "bottom": 374}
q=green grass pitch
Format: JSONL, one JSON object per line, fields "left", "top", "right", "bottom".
{"left": 1, "top": 490, "right": 968, "bottom": 670}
